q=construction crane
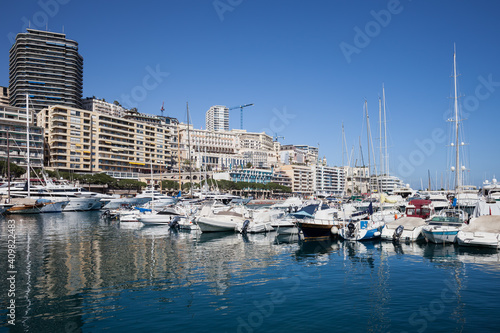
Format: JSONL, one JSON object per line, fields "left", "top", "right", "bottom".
{"left": 160, "top": 101, "right": 165, "bottom": 117}
{"left": 228, "top": 103, "right": 254, "bottom": 129}
{"left": 273, "top": 134, "right": 284, "bottom": 142}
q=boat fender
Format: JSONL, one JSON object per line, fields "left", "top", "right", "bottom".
{"left": 331, "top": 226, "right": 339, "bottom": 235}
{"left": 241, "top": 220, "right": 250, "bottom": 234}
{"left": 393, "top": 225, "right": 404, "bottom": 241}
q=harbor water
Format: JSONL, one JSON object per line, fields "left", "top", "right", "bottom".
{"left": 1, "top": 211, "right": 500, "bottom": 332}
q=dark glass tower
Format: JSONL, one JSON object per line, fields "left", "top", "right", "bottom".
{"left": 9, "top": 29, "right": 83, "bottom": 112}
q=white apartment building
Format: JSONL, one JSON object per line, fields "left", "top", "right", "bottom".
{"left": 371, "top": 174, "right": 406, "bottom": 194}
{"left": 280, "top": 144, "right": 319, "bottom": 166}
{"left": 178, "top": 125, "right": 277, "bottom": 171}
{"left": 313, "top": 165, "right": 345, "bottom": 196}
{"left": 343, "top": 166, "right": 370, "bottom": 194}
{"left": 205, "top": 105, "right": 229, "bottom": 132}
{"left": 82, "top": 98, "right": 127, "bottom": 117}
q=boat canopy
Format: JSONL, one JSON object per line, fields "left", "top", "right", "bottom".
{"left": 461, "top": 215, "right": 500, "bottom": 233}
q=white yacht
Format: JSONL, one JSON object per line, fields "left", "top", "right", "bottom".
{"left": 482, "top": 178, "right": 500, "bottom": 201}
{"left": 456, "top": 185, "right": 480, "bottom": 215}
{"left": 0, "top": 180, "right": 102, "bottom": 211}
{"left": 196, "top": 203, "right": 251, "bottom": 232}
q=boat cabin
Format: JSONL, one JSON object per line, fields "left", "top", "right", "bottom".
{"left": 405, "top": 199, "right": 433, "bottom": 219}
{"left": 427, "top": 208, "right": 468, "bottom": 226}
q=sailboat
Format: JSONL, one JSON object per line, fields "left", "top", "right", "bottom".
{"left": 422, "top": 47, "right": 469, "bottom": 244}
{"left": 340, "top": 102, "right": 385, "bottom": 241}
{"left": 7, "top": 95, "right": 67, "bottom": 214}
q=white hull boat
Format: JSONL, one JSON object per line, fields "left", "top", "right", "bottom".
{"left": 381, "top": 217, "right": 426, "bottom": 242}
{"left": 457, "top": 215, "right": 500, "bottom": 249}
{"left": 196, "top": 216, "right": 240, "bottom": 232}
{"left": 422, "top": 209, "right": 468, "bottom": 244}
{"left": 236, "top": 220, "right": 274, "bottom": 234}
{"left": 63, "top": 197, "right": 102, "bottom": 211}
{"left": 339, "top": 219, "right": 384, "bottom": 241}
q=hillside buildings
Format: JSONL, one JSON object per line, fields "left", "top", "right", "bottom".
{"left": 37, "top": 104, "right": 177, "bottom": 178}
{"left": 0, "top": 29, "right": 405, "bottom": 196}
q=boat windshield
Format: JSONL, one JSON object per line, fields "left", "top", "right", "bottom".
{"left": 430, "top": 216, "right": 460, "bottom": 223}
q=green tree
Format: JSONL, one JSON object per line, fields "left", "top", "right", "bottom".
{"left": 216, "top": 179, "right": 237, "bottom": 191}
{"left": 118, "top": 179, "right": 147, "bottom": 193}
{"left": 88, "top": 173, "right": 118, "bottom": 187}
{"left": 182, "top": 182, "right": 193, "bottom": 191}
{"left": 0, "top": 161, "right": 26, "bottom": 178}
{"left": 265, "top": 182, "right": 291, "bottom": 193}
{"left": 162, "top": 180, "right": 180, "bottom": 191}
{"left": 245, "top": 162, "right": 253, "bottom": 168}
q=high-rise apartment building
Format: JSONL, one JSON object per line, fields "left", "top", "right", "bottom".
{"left": 206, "top": 105, "right": 229, "bottom": 131}
{"left": 9, "top": 29, "right": 83, "bottom": 113}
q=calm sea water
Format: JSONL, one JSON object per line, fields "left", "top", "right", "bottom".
{"left": 1, "top": 211, "right": 500, "bottom": 333}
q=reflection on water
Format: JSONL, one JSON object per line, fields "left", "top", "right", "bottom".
{"left": 1, "top": 213, "right": 500, "bottom": 332}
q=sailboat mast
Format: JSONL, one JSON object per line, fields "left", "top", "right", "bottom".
{"left": 186, "top": 102, "right": 193, "bottom": 197}
{"left": 365, "top": 100, "right": 371, "bottom": 194}
{"left": 453, "top": 47, "right": 460, "bottom": 191}
{"left": 378, "top": 97, "right": 383, "bottom": 176}
{"left": 383, "top": 84, "right": 388, "bottom": 176}
{"left": 342, "top": 122, "right": 345, "bottom": 167}
{"left": 177, "top": 123, "right": 182, "bottom": 193}
{"left": 7, "top": 129, "right": 10, "bottom": 203}
{"left": 26, "top": 94, "right": 30, "bottom": 198}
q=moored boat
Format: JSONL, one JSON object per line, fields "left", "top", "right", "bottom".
{"left": 422, "top": 208, "right": 468, "bottom": 244}
{"left": 196, "top": 204, "right": 250, "bottom": 233}
{"left": 294, "top": 203, "right": 339, "bottom": 238}
{"left": 457, "top": 215, "right": 500, "bottom": 248}
{"left": 339, "top": 218, "right": 384, "bottom": 241}
{"left": 381, "top": 199, "right": 433, "bottom": 242}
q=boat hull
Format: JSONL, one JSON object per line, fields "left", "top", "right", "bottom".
{"left": 457, "top": 231, "right": 500, "bottom": 249}
{"left": 381, "top": 226, "right": 424, "bottom": 242}
{"left": 422, "top": 228, "right": 458, "bottom": 244}
{"left": 196, "top": 217, "right": 239, "bottom": 233}
{"left": 339, "top": 220, "right": 384, "bottom": 241}
{"left": 39, "top": 201, "right": 68, "bottom": 213}
{"left": 63, "top": 198, "right": 102, "bottom": 211}
{"left": 297, "top": 221, "right": 336, "bottom": 238}
{"left": 275, "top": 225, "right": 300, "bottom": 235}
{"left": 7, "top": 201, "right": 66, "bottom": 214}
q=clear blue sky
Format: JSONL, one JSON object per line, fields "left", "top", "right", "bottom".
{"left": 1, "top": 0, "right": 499, "bottom": 189}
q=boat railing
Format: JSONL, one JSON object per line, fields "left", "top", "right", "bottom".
{"left": 296, "top": 217, "right": 335, "bottom": 226}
